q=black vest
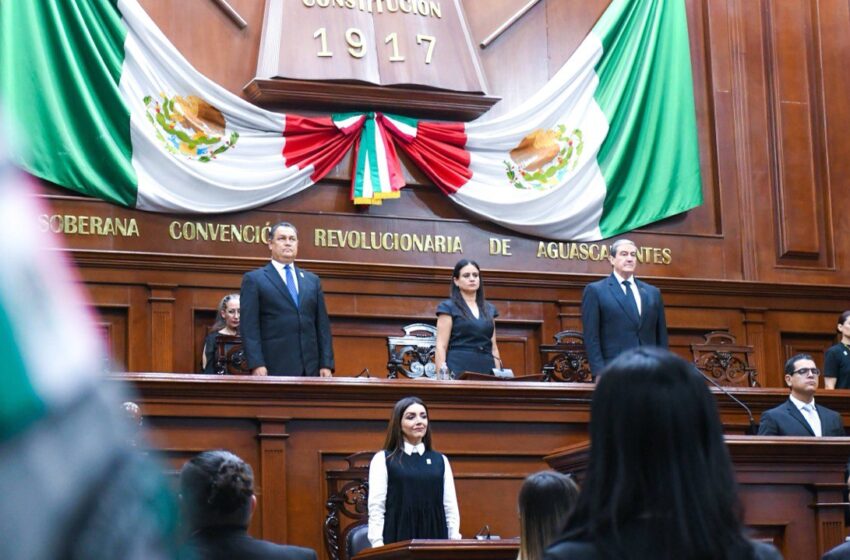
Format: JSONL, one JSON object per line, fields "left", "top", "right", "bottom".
{"left": 382, "top": 449, "right": 448, "bottom": 545}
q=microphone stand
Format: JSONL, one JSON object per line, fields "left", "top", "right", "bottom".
{"left": 697, "top": 367, "right": 758, "bottom": 435}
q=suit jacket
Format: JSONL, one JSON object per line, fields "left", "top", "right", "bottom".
{"left": 240, "top": 262, "right": 334, "bottom": 376}
{"left": 758, "top": 398, "right": 845, "bottom": 436}
{"left": 581, "top": 273, "right": 668, "bottom": 375}
{"left": 183, "top": 526, "right": 317, "bottom": 560}
{"left": 824, "top": 541, "right": 850, "bottom": 560}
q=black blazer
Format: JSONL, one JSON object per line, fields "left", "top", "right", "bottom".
{"left": 580, "top": 273, "right": 668, "bottom": 375}
{"left": 183, "top": 527, "right": 317, "bottom": 560}
{"left": 824, "top": 541, "right": 850, "bottom": 560}
{"left": 240, "top": 263, "right": 334, "bottom": 376}
{"left": 758, "top": 399, "right": 845, "bottom": 436}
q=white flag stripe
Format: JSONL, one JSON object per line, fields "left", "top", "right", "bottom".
{"left": 118, "top": 0, "right": 318, "bottom": 212}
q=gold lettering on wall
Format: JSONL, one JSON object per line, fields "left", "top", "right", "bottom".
{"left": 314, "top": 228, "right": 462, "bottom": 254}
{"left": 302, "top": 0, "right": 442, "bottom": 18}
{"left": 39, "top": 214, "right": 140, "bottom": 237}
{"left": 535, "top": 242, "right": 672, "bottom": 265}
{"left": 167, "top": 221, "right": 271, "bottom": 244}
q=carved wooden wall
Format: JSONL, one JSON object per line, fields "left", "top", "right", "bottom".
{"left": 36, "top": 0, "right": 850, "bottom": 384}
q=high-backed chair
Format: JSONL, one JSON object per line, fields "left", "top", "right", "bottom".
{"left": 386, "top": 323, "right": 437, "bottom": 379}
{"left": 691, "top": 331, "right": 760, "bottom": 387}
{"left": 346, "top": 524, "right": 370, "bottom": 559}
{"left": 324, "top": 451, "right": 372, "bottom": 560}
{"left": 539, "top": 330, "right": 593, "bottom": 382}
{"left": 212, "top": 334, "right": 250, "bottom": 375}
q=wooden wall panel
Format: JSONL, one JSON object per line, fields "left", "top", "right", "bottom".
{"left": 38, "top": 1, "right": 850, "bottom": 384}
{"left": 764, "top": 0, "right": 831, "bottom": 266}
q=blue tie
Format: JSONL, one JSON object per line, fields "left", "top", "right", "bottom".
{"left": 285, "top": 264, "right": 299, "bottom": 307}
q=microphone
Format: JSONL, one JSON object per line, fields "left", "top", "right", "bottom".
{"left": 696, "top": 366, "right": 758, "bottom": 435}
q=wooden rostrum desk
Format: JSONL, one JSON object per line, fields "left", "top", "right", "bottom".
{"left": 115, "top": 374, "right": 850, "bottom": 559}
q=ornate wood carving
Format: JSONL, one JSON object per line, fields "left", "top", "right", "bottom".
{"left": 325, "top": 451, "right": 372, "bottom": 560}
{"left": 387, "top": 323, "right": 437, "bottom": 379}
{"left": 540, "top": 330, "right": 592, "bottom": 383}
{"left": 248, "top": 0, "right": 497, "bottom": 120}
{"left": 213, "top": 335, "right": 251, "bottom": 375}
{"left": 691, "top": 331, "right": 759, "bottom": 387}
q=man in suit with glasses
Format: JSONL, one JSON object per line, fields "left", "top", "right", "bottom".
{"left": 758, "top": 353, "right": 845, "bottom": 436}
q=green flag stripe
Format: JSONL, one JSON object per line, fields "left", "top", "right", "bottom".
{"left": 0, "top": 0, "right": 137, "bottom": 207}
{"left": 0, "top": 303, "right": 46, "bottom": 440}
{"left": 593, "top": 0, "right": 703, "bottom": 237}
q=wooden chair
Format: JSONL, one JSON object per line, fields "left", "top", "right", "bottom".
{"left": 690, "top": 331, "right": 760, "bottom": 387}
{"left": 324, "top": 452, "right": 372, "bottom": 560}
{"left": 386, "top": 323, "right": 437, "bottom": 379}
{"left": 539, "top": 330, "right": 593, "bottom": 383}
{"left": 213, "top": 334, "right": 250, "bottom": 375}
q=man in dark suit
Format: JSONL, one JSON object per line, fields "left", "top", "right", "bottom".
{"left": 241, "top": 222, "right": 334, "bottom": 377}
{"left": 180, "top": 450, "right": 317, "bottom": 560}
{"left": 581, "top": 238, "right": 668, "bottom": 377}
{"left": 758, "top": 353, "right": 845, "bottom": 436}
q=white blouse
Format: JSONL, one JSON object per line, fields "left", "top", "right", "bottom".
{"left": 366, "top": 441, "right": 462, "bottom": 547}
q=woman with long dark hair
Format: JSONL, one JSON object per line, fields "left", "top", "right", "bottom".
{"left": 201, "top": 293, "right": 240, "bottom": 374}
{"left": 518, "top": 471, "right": 579, "bottom": 560}
{"left": 367, "top": 397, "right": 461, "bottom": 547}
{"left": 435, "top": 259, "right": 501, "bottom": 376}
{"left": 824, "top": 310, "right": 850, "bottom": 389}
{"left": 544, "top": 348, "right": 782, "bottom": 560}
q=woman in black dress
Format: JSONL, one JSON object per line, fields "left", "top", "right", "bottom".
{"left": 435, "top": 259, "right": 501, "bottom": 376}
{"left": 367, "top": 397, "right": 461, "bottom": 548}
{"left": 544, "top": 348, "right": 782, "bottom": 560}
{"left": 824, "top": 310, "right": 850, "bottom": 389}
{"left": 201, "top": 293, "right": 240, "bottom": 374}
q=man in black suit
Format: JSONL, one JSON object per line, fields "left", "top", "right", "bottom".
{"left": 180, "top": 450, "right": 317, "bottom": 560}
{"left": 758, "top": 353, "right": 845, "bottom": 436}
{"left": 241, "top": 222, "right": 334, "bottom": 376}
{"left": 581, "top": 238, "right": 668, "bottom": 377}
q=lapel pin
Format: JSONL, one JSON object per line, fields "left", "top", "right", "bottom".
{"left": 426, "top": 458, "right": 432, "bottom": 464}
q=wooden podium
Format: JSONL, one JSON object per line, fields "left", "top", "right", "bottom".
{"left": 353, "top": 539, "right": 519, "bottom": 560}
{"left": 546, "top": 436, "right": 850, "bottom": 559}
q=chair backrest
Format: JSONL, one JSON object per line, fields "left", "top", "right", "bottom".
{"left": 345, "top": 523, "right": 370, "bottom": 559}
{"left": 690, "top": 330, "right": 760, "bottom": 387}
{"left": 213, "top": 334, "right": 250, "bottom": 375}
{"left": 324, "top": 451, "right": 372, "bottom": 560}
{"left": 386, "top": 323, "right": 437, "bottom": 379}
{"left": 539, "top": 330, "right": 593, "bottom": 382}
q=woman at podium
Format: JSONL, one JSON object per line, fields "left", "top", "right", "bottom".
{"left": 201, "top": 293, "right": 240, "bottom": 374}
{"left": 435, "top": 259, "right": 502, "bottom": 376}
{"left": 367, "top": 397, "right": 461, "bottom": 547}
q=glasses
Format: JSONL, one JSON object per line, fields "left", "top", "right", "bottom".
{"left": 792, "top": 368, "right": 820, "bottom": 376}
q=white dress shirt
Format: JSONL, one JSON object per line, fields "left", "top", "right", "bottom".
{"left": 271, "top": 259, "right": 299, "bottom": 294}
{"left": 613, "top": 271, "right": 642, "bottom": 315}
{"left": 789, "top": 394, "right": 822, "bottom": 436}
{"left": 367, "top": 441, "right": 461, "bottom": 547}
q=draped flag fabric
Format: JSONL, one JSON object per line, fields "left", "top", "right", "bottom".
{"left": 0, "top": 0, "right": 702, "bottom": 241}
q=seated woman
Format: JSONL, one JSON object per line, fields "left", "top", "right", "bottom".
{"left": 518, "top": 471, "right": 579, "bottom": 560}
{"left": 544, "top": 348, "right": 782, "bottom": 560}
{"left": 201, "top": 293, "right": 240, "bottom": 374}
{"left": 367, "top": 396, "right": 461, "bottom": 547}
{"left": 179, "top": 450, "right": 316, "bottom": 560}
{"left": 435, "top": 259, "right": 501, "bottom": 376}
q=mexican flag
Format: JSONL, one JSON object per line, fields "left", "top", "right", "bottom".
{"left": 0, "top": 0, "right": 702, "bottom": 241}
